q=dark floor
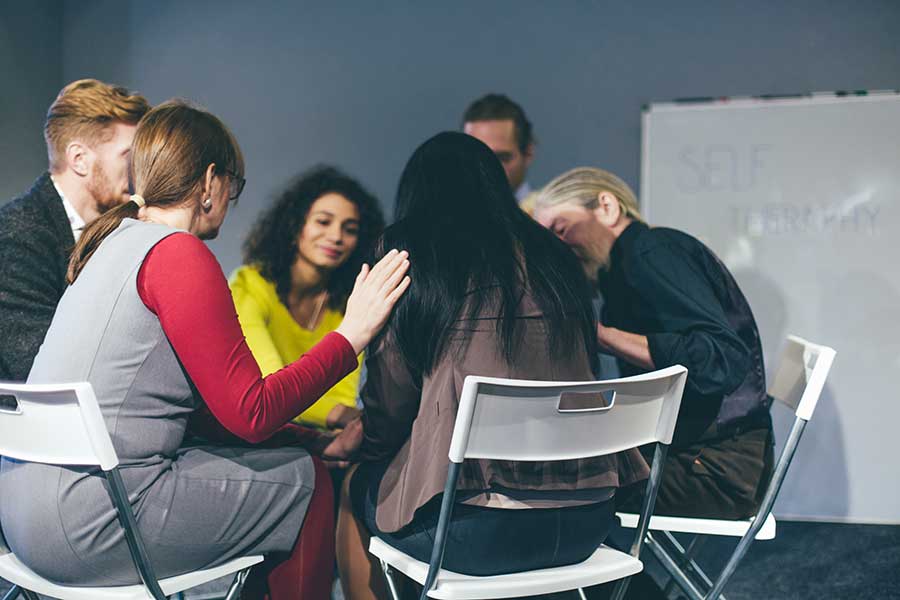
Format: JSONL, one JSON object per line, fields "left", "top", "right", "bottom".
{"left": 2, "top": 521, "right": 898, "bottom": 599}
{"left": 685, "top": 521, "right": 900, "bottom": 599}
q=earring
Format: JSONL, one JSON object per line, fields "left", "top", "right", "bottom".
{"left": 202, "top": 198, "right": 212, "bottom": 209}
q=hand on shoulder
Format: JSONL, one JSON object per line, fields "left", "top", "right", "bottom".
{"left": 336, "top": 249, "right": 411, "bottom": 354}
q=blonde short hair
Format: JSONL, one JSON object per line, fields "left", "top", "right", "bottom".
{"left": 44, "top": 79, "right": 150, "bottom": 172}
{"left": 536, "top": 166, "right": 644, "bottom": 222}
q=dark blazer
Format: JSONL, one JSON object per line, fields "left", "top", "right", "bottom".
{"left": 0, "top": 173, "right": 74, "bottom": 382}
{"left": 359, "top": 288, "right": 649, "bottom": 533}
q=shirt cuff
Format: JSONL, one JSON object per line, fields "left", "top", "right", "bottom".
{"left": 646, "top": 332, "right": 680, "bottom": 370}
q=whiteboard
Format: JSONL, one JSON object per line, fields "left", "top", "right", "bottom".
{"left": 641, "top": 93, "right": 900, "bottom": 524}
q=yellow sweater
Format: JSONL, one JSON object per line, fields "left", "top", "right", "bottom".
{"left": 229, "top": 265, "right": 362, "bottom": 427}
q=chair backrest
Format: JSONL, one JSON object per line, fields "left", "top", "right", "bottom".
{"left": 0, "top": 381, "right": 119, "bottom": 471}
{"left": 767, "top": 335, "right": 836, "bottom": 421}
{"left": 448, "top": 365, "right": 687, "bottom": 463}
{"left": 0, "top": 381, "right": 173, "bottom": 599}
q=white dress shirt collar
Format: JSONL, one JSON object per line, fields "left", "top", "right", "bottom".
{"left": 51, "top": 176, "right": 86, "bottom": 242}
{"left": 515, "top": 181, "right": 532, "bottom": 204}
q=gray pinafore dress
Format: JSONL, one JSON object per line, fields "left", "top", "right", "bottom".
{"left": 0, "top": 220, "right": 314, "bottom": 585}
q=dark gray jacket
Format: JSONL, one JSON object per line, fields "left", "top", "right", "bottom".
{"left": 0, "top": 172, "right": 73, "bottom": 382}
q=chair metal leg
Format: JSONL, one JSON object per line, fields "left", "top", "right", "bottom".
{"left": 650, "top": 527, "right": 726, "bottom": 600}
{"left": 658, "top": 531, "right": 716, "bottom": 593}
{"left": 576, "top": 587, "right": 589, "bottom": 600}
{"left": 609, "top": 576, "right": 632, "bottom": 600}
{"left": 683, "top": 535, "right": 708, "bottom": 560}
{"left": 419, "top": 462, "right": 461, "bottom": 600}
{"left": 104, "top": 468, "right": 167, "bottom": 600}
{"left": 610, "top": 443, "right": 670, "bottom": 600}
{"left": 704, "top": 418, "right": 807, "bottom": 600}
{"left": 662, "top": 534, "right": 709, "bottom": 595}
{"left": 645, "top": 532, "right": 705, "bottom": 600}
{"left": 1, "top": 585, "right": 22, "bottom": 600}
{"left": 660, "top": 540, "right": 685, "bottom": 596}
{"left": 380, "top": 558, "right": 403, "bottom": 600}
{"left": 223, "top": 566, "right": 252, "bottom": 600}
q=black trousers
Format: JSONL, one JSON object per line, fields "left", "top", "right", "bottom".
{"left": 586, "top": 425, "right": 776, "bottom": 600}
{"left": 618, "top": 424, "right": 775, "bottom": 520}
{"left": 351, "top": 460, "right": 616, "bottom": 577}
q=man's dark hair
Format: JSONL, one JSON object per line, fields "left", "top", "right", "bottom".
{"left": 462, "top": 93, "right": 534, "bottom": 154}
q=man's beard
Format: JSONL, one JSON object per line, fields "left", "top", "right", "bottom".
{"left": 86, "top": 160, "right": 121, "bottom": 214}
{"left": 582, "top": 251, "right": 611, "bottom": 285}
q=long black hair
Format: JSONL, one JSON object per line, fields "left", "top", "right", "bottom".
{"left": 242, "top": 165, "right": 384, "bottom": 311}
{"left": 381, "top": 131, "right": 597, "bottom": 381}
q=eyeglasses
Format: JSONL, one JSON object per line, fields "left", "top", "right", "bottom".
{"left": 225, "top": 170, "right": 246, "bottom": 204}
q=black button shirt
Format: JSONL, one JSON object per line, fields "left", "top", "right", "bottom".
{"left": 598, "top": 221, "right": 771, "bottom": 447}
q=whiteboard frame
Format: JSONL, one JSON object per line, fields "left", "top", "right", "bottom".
{"left": 640, "top": 91, "right": 900, "bottom": 220}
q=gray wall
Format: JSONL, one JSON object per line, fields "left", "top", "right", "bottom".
{"left": 0, "top": 0, "right": 62, "bottom": 202}
{"left": 1, "top": 0, "right": 898, "bottom": 525}
{"left": 32, "top": 0, "right": 897, "bottom": 273}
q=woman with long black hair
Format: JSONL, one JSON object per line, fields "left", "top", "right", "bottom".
{"left": 332, "top": 132, "right": 649, "bottom": 599}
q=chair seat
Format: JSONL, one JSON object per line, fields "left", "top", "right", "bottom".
{"left": 0, "top": 551, "right": 263, "bottom": 600}
{"left": 368, "top": 537, "right": 643, "bottom": 600}
{"left": 615, "top": 511, "right": 777, "bottom": 540}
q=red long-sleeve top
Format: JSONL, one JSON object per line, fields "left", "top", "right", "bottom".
{"left": 136, "top": 232, "right": 358, "bottom": 444}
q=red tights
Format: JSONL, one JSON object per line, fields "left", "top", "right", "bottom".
{"left": 243, "top": 456, "right": 335, "bottom": 600}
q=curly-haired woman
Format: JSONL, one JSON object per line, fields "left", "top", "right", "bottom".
{"left": 231, "top": 167, "right": 385, "bottom": 429}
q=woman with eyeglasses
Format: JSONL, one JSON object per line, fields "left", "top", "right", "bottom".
{"left": 231, "top": 166, "right": 385, "bottom": 430}
{"left": 0, "top": 101, "right": 409, "bottom": 600}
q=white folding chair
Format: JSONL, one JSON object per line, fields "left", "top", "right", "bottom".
{"left": 616, "top": 334, "right": 836, "bottom": 600}
{"left": 0, "top": 381, "right": 264, "bottom": 600}
{"left": 368, "top": 366, "right": 688, "bottom": 600}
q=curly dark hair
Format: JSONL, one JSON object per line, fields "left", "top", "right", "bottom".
{"left": 242, "top": 165, "right": 385, "bottom": 311}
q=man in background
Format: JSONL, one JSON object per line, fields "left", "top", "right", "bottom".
{"left": 462, "top": 93, "right": 536, "bottom": 209}
{"left": 0, "top": 79, "right": 150, "bottom": 382}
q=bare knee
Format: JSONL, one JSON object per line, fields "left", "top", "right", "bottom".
{"left": 340, "top": 463, "right": 360, "bottom": 509}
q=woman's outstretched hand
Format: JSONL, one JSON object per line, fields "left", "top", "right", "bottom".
{"left": 336, "top": 249, "right": 411, "bottom": 354}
